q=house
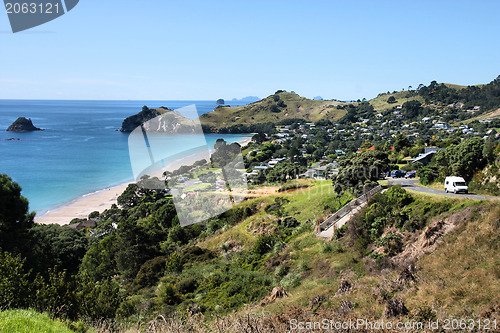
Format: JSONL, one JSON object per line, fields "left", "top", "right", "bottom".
{"left": 268, "top": 158, "right": 286, "bottom": 168}
{"left": 409, "top": 147, "right": 444, "bottom": 165}
{"left": 434, "top": 123, "right": 450, "bottom": 129}
{"left": 68, "top": 219, "right": 96, "bottom": 230}
{"left": 300, "top": 163, "right": 337, "bottom": 180}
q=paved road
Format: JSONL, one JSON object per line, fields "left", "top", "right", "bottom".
{"left": 388, "top": 178, "right": 500, "bottom": 200}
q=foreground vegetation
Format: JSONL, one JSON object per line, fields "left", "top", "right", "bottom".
{"left": 1, "top": 169, "right": 499, "bottom": 332}
{"left": 0, "top": 309, "right": 75, "bottom": 333}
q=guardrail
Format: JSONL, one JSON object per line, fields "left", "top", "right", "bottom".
{"left": 320, "top": 185, "right": 382, "bottom": 231}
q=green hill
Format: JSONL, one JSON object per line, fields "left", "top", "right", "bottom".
{"left": 0, "top": 309, "right": 75, "bottom": 333}
{"left": 200, "top": 91, "right": 349, "bottom": 130}
{"left": 368, "top": 91, "right": 425, "bottom": 112}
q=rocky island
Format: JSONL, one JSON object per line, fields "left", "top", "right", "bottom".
{"left": 120, "top": 105, "right": 199, "bottom": 133}
{"left": 6, "top": 117, "right": 43, "bottom": 132}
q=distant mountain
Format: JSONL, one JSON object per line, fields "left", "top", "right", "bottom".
{"left": 230, "top": 96, "right": 260, "bottom": 103}
{"left": 313, "top": 96, "right": 323, "bottom": 100}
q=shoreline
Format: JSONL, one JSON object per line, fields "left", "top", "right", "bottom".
{"left": 35, "top": 136, "right": 252, "bottom": 226}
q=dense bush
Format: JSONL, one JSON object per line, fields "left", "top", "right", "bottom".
{"left": 132, "top": 256, "right": 167, "bottom": 291}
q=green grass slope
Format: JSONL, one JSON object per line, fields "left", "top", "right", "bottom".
{"left": 200, "top": 91, "right": 348, "bottom": 129}
{"left": 194, "top": 184, "right": 499, "bottom": 321}
{"left": 369, "top": 91, "right": 425, "bottom": 112}
{"left": 0, "top": 309, "right": 74, "bottom": 333}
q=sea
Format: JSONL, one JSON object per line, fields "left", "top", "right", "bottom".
{"left": 0, "top": 100, "right": 252, "bottom": 215}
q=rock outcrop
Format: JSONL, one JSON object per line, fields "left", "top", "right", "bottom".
{"left": 120, "top": 106, "right": 199, "bottom": 134}
{"left": 120, "top": 106, "right": 162, "bottom": 132}
{"left": 6, "top": 117, "right": 43, "bottom": 132}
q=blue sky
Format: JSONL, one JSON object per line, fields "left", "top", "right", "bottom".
{"left": 1, "top": 0, "right": 499, "bottom": 101}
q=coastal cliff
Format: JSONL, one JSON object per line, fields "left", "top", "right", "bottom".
{"left": 119, "top": 106, "right": 161, "bottom": 132}
{"left": 120, "top": 106, "right": 199, "bottom": 133}
{"left": 6, "top": 117, "right": 43, "bottom": 132}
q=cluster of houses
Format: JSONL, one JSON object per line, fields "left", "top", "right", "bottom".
{"left": 243, "top": 101, "right": 499, "bottom": 184}
{"left": 244, "top": 157, "right": 288, "bottom": 181}
{"left": 299, "top": 160, "right": 338, "bottom": 180}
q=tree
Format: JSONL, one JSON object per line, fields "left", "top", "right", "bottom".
{"left": 0, "top": 251, "right": 31, "bottom": 309}
{"left": 0, "top": 174, "right": 33, "bottom": 232}
{"left": 252, "top": 132, "right": 266, "bottom": 144}
{"left": 432, "top": 137, "right": 486, "bottom": 181}
{"left": 394, "top": 133, "right": 411, "bottom": 152}
{"left": 402, "top": 100, "right": 423, "bottom": 119}
{"left": 25, "top": 224, "right": 88, "bottom": 277}
{"left": 387, "top": 96, "right": 397, "bottom": 104}
{"left": 0, "top": 174, "right": 34, "bottom": 252}
{"left": 333, "top": 150, "right": 390, "bottom": 195}
{"left": 117, "top": 183, "right": 140, "bottom": 208}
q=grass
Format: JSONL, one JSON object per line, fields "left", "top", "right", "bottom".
{"left": 200, "top": 91, "right": 348, "bottom": 129}
{"left": 455, "top": 107, "right": 500, "bottom": 125}
{"left": 183, "top": 183, "right": 212, "bottom": 191}
{"left": 404, "top": 203, "right": 500, "bottom": 315}
{"left": 378, "top": 179, "right": 388, "bottom": 186}
{"left": 416, "top": 181, "right": 444, "bottom": 191}
{"left": 368, "top": 91, "right": 425, "bottom": 112}
{"left": 0, "top": 309, "right": 74, "bottom": 333}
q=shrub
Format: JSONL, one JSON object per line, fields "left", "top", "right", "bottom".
{"left": 177, "top": 277, "right": 198, "bottom": 294}
{"left": 251, "top": 234, "right": 277, "bottom": 256}
{"left": 0, "top": 251, "right": 31, "bottom": 309}
{"left": 132, "top": 256, "right": 166, "bottom": 291}
{"left": 418, "top": 166, "right": 439, "bottom": 185}
{"left": 280, "top": 272, "right": 302, "bottom": 289}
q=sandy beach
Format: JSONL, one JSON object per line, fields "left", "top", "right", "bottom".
{"left": 35, "top": 137, "right": 252, "bottom": 225}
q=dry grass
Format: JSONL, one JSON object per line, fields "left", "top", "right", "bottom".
{"left": 368, "top": 92, "right": 425, "bottom": 112}
{"left": 404, "top": 203, "right": 500, "bottom": 316}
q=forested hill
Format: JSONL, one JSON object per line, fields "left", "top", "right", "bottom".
{"left": 199, "top": 91, "right": 349, "bottom": 132}
{"left": 199, "top": 76, "right": 500, "bottom": 133}
{"left": 117, "top": 76, "right": 500, "bottom": 134}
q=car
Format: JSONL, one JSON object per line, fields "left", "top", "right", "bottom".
{"left": 405, "top": 171, "right": 416, "bottom": 178}
{"left": 390, "top": 170, "right": 406, "bottom": 178}
{"left": 444, "top": 176, "right": 468, "bottom": 194}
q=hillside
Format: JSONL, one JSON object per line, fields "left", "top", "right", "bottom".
{"left": 116, "top": 77, "right": 500, "bottom": 134}
{"left": 120, "top": 106, "right": 198, "bottom": 133}
{"left": 369, "top": 90, "right": 425, "bottom": 112}
{"left": 199, "top": 91, "right": 349, "bottom": 130}
{"left": 191, "top": 185, "right": 500, "bottom": 321}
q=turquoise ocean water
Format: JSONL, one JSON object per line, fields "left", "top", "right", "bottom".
{"left": 0, "top": 100, "right": 251, "bottom": 214}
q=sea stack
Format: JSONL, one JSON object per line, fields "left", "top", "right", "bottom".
{"left": 6, "top": 117, "right": 43, "bottom": 132}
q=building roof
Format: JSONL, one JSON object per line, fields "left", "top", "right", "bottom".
{"left": 68, "top": 220, "right": 96, "bottom": 230}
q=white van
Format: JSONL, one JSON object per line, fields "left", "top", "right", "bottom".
{"left": 444, "top": 176, "right": 468, "bottom": 194}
